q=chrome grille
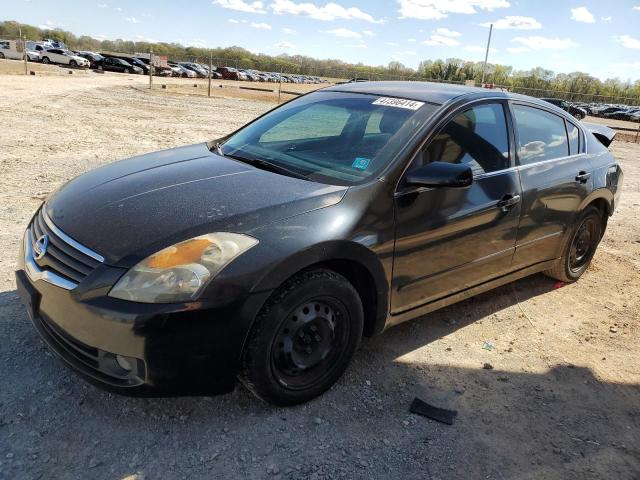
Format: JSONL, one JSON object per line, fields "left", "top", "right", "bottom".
{"left": 26, "top": 209, "right": 104, "bottom": 289}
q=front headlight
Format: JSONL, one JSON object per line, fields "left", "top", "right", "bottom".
{"left": 108, "top": 233, "right": 258, "bottom": 303}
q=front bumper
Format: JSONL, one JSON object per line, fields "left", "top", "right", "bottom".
{"left": 16, "top": 229, "right": 271, "bottom": 396}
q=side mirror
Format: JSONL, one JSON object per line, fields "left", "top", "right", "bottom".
{"left": 405, "top": 161, "right": 473, "bottom": 188}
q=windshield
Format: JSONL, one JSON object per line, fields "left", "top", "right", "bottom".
{"left": 221, "top": 91, "right": 437, "bottom": 186}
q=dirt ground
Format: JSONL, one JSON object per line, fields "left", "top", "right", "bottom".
{"left": 0, "top": 68, "right": 639, "bottom": 480}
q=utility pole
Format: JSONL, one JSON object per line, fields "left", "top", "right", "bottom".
{"left": 208, "top": 51, "right": 213, "bottom": 97}
{"left": 149, "top": 48, "right": 153, "bottom": 89}
{"left": 481, "top": 23, "right": 493, "bottom": 85}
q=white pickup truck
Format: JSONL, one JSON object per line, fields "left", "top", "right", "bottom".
{"left": 0, "top": 40, "right": 26, "bottom": 60}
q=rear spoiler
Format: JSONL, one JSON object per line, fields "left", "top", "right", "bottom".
{"left": 583, "top": 122, "right": 616, "bottom": 148}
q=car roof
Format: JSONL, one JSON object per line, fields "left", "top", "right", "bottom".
{"left": 323, "top": 80, "right": 515, "bottom": 105}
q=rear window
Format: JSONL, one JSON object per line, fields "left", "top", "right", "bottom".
{"left": 513, "top": 105, "right": 569, "bottom": 164}
{"left": 221, "top": 91, "right": 437, "bottom": 185}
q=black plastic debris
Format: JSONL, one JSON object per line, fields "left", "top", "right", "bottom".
{"left": 410, "top": 398, "right": 457, "bottom": 425}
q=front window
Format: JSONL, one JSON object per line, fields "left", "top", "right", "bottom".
{"left": 220, "top": 91, "right": 437, "bottom": 185}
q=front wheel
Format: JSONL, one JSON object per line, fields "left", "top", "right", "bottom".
{"left": 240, "top": 269, "right": 363, "bottom": 406}
{"left": 69, "top": 60, "right": 77, "bottom": 67}
{"left": 574, "top": 112, "right": 585, "bottom": 120}
{"left": 544, "top": 206, "right": 603, "bottom": 282}
{"left": 41, "top": 56, "right": 50, "bottom": 64}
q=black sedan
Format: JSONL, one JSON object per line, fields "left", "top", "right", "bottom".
{"left": 16, "top": 82, "right": 622, "bottom": 405}
{"left": 94, "top": 56, "right": 143, "bottom": 74}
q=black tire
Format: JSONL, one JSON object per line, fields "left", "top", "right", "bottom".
{"left": 544, "top": 206, "right": 603, "bottom": 283}
{"left": 240, "top": 268, "right": 364, "bottom": 406}
{"left": 0, "top": 52, "right": 4, "bottom": 59}
{"left": 69, "top": 60, "right": 77, "bottom": 67}
{"left": 574, "top": 112, "right": 585, "bottom": 120}
{"left": 41, "top": 56, "right": 49, "bottom": 64}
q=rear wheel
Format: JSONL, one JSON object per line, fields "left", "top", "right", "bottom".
{"left": 240, "top": 269, "right": 363, "bottom": 406}
{"left": 574, "top": 112, "right": 585, "bottom": 120}
{"left": 0, "top": 52, "right": 5, "bottom": 59}
{"left": 41, "top": 56, "right": 49, "bottom": 64}
{"left": 544, "top": 206, "right": 602, "bottom": 282}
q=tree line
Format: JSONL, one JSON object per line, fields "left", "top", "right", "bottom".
{"left": 1, "top": 20, "right": 639, "bottom": 104}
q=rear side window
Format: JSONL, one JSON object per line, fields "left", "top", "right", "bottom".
{"left": 513, "top": 105, "right": 569, "bottom": 164}
{"left": 415, "top": 103, "right": 510, "bottom": 175}
{"left": 566, "top": 121, "right": 580, "bottom": 155}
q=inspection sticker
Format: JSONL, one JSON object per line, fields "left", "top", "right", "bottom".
{"left": 372, "top": 97, "right": 425, "bottom": 110}
{"left": 352, "top": 157, "right": 371, "bottom": 170}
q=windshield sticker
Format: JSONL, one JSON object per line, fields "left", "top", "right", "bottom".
{"left": 352, "top": 157, "right": 371, "bottom": 170}
{"left": 372, "top": 97, "right": 425, "bottom": 110}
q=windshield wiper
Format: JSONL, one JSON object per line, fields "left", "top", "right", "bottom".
{"left": 225, "top": 153, "right": 310, "bottom": 181}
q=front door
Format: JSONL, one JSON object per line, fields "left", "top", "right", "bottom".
{"left": 391, "top": 101, "right": 521, "bottom": 314}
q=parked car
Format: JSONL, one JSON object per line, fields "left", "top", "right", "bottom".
{"left": 167, "top": 62, "right": 196, "bottom": 78}
{"left": 15, "top": 82, "right": 622, "bottom": 405}
{"left": 75, "top": 51, "right": 104, "bottom": 69}
{"left": 179, "top": 62, "right": 208, "bottom": 78}
{"left": 40, "top": 48, "right": 90, "bottom": 67}
{"left": 216, "top": 66, "right": 242, "bottom": 80}
{"left": 95, "top": 56, "right": 142, "bottom": 74}
{"left": 540, "top": 98, "right": 587, "bottom": 120}
{"left": 118, "top": 56, "right": 150, "bottom": 74}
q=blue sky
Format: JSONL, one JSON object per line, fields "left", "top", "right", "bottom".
{"left": 5, "top": 0, "right": 640, "bottom": 80}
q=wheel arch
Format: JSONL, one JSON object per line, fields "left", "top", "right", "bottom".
{"left": 579, "top": 189, "right": 613, "bottom": 237}
{"left": 250, "top": 240, "right": 389, "bottom": 338}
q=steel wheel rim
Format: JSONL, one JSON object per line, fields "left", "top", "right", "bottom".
{"left": 569, "top": 218, "right": 596, "bottom": 272}
{"left": 270, "top": 297, "right": 349, "bottom": 390}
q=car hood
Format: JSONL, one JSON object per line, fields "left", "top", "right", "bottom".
{"left": 45, "top": 143, "right": 347, "bottom": 266}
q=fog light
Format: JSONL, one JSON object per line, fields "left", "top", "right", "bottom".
{"left": 116, "top": 354, "right": 132, "bottom": 372}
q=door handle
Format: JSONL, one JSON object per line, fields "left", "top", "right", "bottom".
{"left": 575, "top": 171, "right": 592, "bottom": 183}
{"left": 497, "top": 194, "right": 521, "bottom": 212}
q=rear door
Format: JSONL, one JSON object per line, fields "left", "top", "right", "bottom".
{"left": 510, "top": 102, "right": 592, "bottom": 267}
{"left": 391, "top": 101, "right": 521, "bottom": 313}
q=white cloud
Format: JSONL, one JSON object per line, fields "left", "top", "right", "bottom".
{"left": 115, "top": 6, "right": 122, "bottom": 11}
{"left": 270, "top": 0, "right": 381, "bottom": 22}
{"left": 424, "top": 34, "right": 460, "bottom": 46}
{"left": 362, "top": 30, "right": 375, "bottom": 36}
{"left": 282, "top": 27, "right": 296, "bottom": 33}
{"left": 571, "top": 7, "right": 595, "bottom": 23}
{"left": 97, "top": 3, "right": 108, "bottom": 8}
{"left": 398, "top": 0, "right": 510, "bottom": 20}
{"left": 228, "top": 18, "right": 240, "bottom": 23}
{"left": 275, "top": 41, "right": 295, "bottom": 48}
{"left": 433, "top": 27, "right": 461, "bottom": 37}
{"left": 38, "top": 19, "right": 65, "bottom": 29}
{"left": 407, "top": 38, "right": 416, "bottom": 42}
{"left": 250, "top": 22, "right": 272, "bottom": 29}
{"left": 125, "top": 16, "right": 141, "bottom": 23}
{"left": 601, "top": 16, "right": 612, "bottom": 21}
{"left": 482, "top": 15, "right": 541, "bottom": 29}
{"left": 212, "top": 0, "right": 266, "bottom": 14}
{"left": 633, "top": 6, "right": 640, "bottom": 11}
{"left": 615, "top": 35, "right": 640, "bottom": 49}
{"left": 345, "top": 43, "right": 367, "bottom": 48}
{"left": 512, "top": 36, "right": 578, "bottom": 50}
{"left": 325, "top": 27, "right": 362, "bottom": 38}
{"left": 393, "top": 50, "right": 417, "bottom": 56}
{"left": 507, "top": 46, "right": 529, "bottom": 54}
{"left": 386, "top": 41, "right": 400, "bottom": 46}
